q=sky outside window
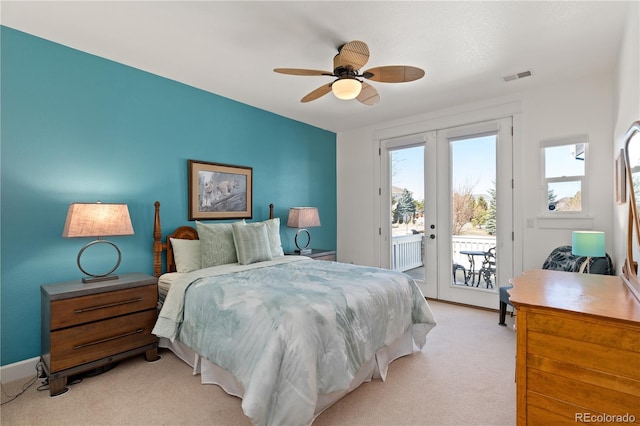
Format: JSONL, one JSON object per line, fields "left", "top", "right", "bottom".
{"left": 544, "top": 144, "right": 584, "bottom": 198}
{"left": 392, "top": 136, "right": 497, "bottom": 201}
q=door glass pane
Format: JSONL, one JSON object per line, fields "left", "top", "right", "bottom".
{"left": 390, "top": 146, "right": 424, "bottom": 283}
{"left": 451, "top": 135, "right": 497, "bottom": 290}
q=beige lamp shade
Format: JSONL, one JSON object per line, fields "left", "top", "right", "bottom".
{"left": 287, "top": 207, "right": 321, "bottom": 228}
{"left": 62, "top": 202, "right": 134, "bottom": 283}
{"left": 287, "top": 207, "right": 320, "bottom": 255}
{"left": 63, "top": 203, "right": 134, "bottom": 238}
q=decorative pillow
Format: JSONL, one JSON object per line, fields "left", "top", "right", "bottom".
{"left": 263, "top": 218, "right": 285, "bottom": 257}
{"left": 169, "top": 238, "right": 202, "bottom": 273}
{"left": 195, "top": 221, "right": 238, "bottom": 267}
{"left": 232, "top": 222, "right": 273, "bottom": 265}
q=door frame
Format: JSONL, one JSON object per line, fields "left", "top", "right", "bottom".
{"left": 379, "top": 132, "right": 437, "bottom": 298}
{"left": 374, "top": 102, "right": 523, "bottom": 304}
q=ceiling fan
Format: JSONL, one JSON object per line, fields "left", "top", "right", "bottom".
{"left": 274, "top": 40, "right": 425, "bottom": 105}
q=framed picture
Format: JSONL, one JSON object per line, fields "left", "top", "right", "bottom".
{"left": 616, "top": 149, "right": 626, "bottom": 205}
{"left": 188, "top": 159, "right": 252, "bottom": 220}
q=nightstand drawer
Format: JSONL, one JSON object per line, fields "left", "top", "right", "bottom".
{"left": 285, "top": 249, "right": 336, "bottom": 261}
{"left": 50, "top": 284, "right": 157, "bottom": 330}
{"left": 312, "top": 253, "right": 336, "bottom": 261}
{"left": 49, "top": 309, "right": 158, "bottom": 372}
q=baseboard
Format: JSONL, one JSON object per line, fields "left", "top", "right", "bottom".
{"left": 0, "top": 357, "right": 39, "bottom": 384}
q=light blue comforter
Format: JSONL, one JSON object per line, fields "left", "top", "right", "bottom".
{"left": 153, "top": 257, "right": 436, "bottom": 426}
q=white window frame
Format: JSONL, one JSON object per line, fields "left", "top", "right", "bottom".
{"left": 540, "top": 135, "right": 589, "bottom": 217}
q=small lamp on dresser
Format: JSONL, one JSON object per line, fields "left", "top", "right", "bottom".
{"left": 572, "top": 230, "right": 605, "bottom": 274}
{"left": 62, "top": 201, "right": 134, "bottom": 283}
{"left": 287, "top": 207, "right": 321, "bottom": 255}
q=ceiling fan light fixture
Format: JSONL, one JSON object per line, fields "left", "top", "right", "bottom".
{"left": 332, "top": 78, "right": 362, "bottom": 100}
{"left": 276, "top": 40, "right": 422, "bottom": 105}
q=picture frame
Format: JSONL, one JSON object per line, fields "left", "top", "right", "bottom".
{"left": 616, "top": 149, "right": 626, "bottom": 205}
{"left": 188, "top": 159, "right": 253, "bottom": 220}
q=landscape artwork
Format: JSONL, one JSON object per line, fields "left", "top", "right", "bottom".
{"left": 188, "top": 160, "right": 252, "bottom": 220}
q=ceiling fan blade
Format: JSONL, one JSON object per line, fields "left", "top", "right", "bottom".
{"left": 301, "top": 83, "right": 332, "bottom": 103}
{"left": 362, "top": 65, "right": 425, "bottom": 83}
{"left": 274, "top": 68, "right": 333, "bottom": 76}
{"left": 334, "top": 40, "right": 370, "bottom": 70}
{"left": 357, "top": 82, "right": 380, "bottom": 106}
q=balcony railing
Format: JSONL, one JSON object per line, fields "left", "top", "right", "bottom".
{"left": 452, "top": 236, "right": 496, "bottom": 267}
{"left": 391, "top": 233, "right": 424, "bottom": 272}
{"left": 392, "top": 234, "right": 497, "bottom": 284}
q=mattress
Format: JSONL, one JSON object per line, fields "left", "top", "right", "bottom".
{"left": 157, "top": 272, "right": 179, "bottom": 306}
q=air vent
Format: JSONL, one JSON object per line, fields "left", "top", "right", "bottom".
{"left": 502, "top": 69, "right": 533, "bottom": 82}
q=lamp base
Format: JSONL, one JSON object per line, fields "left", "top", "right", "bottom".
{"left": 294, "top": 229, "right": 312, "bottom": 255}
{"left": 579, "top": 257, "right": 591, "bottom": 274}
{"left": 77, "top": 239, "right": 123, "bottom": 284}
{"left": 82, "top": 274, "right": 119, "bottom": 284}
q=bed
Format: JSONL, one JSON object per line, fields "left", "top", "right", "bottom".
{"left": 151, "top": 201, "right": 436, "bottom": 426}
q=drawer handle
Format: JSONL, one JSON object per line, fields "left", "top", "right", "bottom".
{"left": 74, "top": 328, "right": 144, "bottom": 350}
{"left": 74, "top": 298, "right": 143, "bottom": 314}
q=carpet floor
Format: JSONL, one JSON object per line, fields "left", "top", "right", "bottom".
{"left": 1, "top": 300, "right": 516, "bottom": 425}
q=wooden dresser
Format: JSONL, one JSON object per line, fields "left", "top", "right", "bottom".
{"left": 509, "top": 269, "right": 640, "bottom": 425}
{"left": 41, "top": 273, "right": 159, "bottom": 396}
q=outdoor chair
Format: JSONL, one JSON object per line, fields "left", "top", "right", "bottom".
{"left": 478, "top": 247, "right": 496, "bottom": 288}
{"left": 452, "top": 263, "right": 468, "bottom": 285}
{"left": 498, "top": 245, "right": 614, "bottom": 325}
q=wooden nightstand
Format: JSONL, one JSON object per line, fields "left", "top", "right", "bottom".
{"left": 285, "top": 249, "right": 336, "bottom": 261}
{"left": 41, "top": 273, "right": 159, "bottom": 396}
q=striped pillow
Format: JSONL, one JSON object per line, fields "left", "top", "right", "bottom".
{"left": 232, "top": 222, "right": 273, "bottom": 265}
{"left": 196, "top": 221, "right": 238, "bottom": 267}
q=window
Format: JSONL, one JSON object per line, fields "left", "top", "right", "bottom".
{"left": 541, "top": 135, "right": 588, "bottom": 214}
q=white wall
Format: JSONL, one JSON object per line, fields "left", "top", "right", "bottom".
{"left": 613, "top": 1, "right": 640, "bottom": 272}
{"left": 337, "top": 71, "right": 616, "bottom": 275}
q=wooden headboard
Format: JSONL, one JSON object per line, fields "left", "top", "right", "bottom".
{"left": 153, "top": 201, "right": 275, "bottom": 277}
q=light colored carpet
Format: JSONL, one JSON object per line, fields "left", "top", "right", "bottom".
{"left": 1, "top": 301, "right": 516, "bottom": 426}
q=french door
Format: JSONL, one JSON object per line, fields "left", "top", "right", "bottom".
{"left": 381, "top": 118, "right": 513, "bottom": 309}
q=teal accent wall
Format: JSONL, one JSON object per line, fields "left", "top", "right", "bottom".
{"left": 0, "top": 27, "right": 336, "bottom": 366}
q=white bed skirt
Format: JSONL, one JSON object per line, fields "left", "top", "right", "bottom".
{"left": 159, "top": 327, "right": 415, "bottom": 422}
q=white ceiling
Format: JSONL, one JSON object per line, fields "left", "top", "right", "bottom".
{"left": 1, "top": 1, "right": 630, "bottom": 133}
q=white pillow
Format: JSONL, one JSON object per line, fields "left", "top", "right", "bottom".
{"left": 195, "top": 221, "right": 238, "bottom": 267}
{"left": 263, "top": 218, "right": 285, "bottom": 257}
{"left": 169, "top": 238, "right": 202, "bottom": 273}
{"left": 232, "top": 222, "right": 273, "bottom": 265}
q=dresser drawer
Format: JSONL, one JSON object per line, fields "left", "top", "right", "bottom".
{"left": 49, "top": 284, "right": 157, "bottom": 330}
{"left": 49, "top": 309, "right": 157, "bottom": 372}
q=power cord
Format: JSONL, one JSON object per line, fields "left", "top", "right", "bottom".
{"left": 0, "top": 361, "right": 42, "bottom": 405}
{"left": 2, "top": 358, "right": 106, "bottom": 403}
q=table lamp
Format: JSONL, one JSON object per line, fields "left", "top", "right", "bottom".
{"left": 287, "top": 207, "right": 321, "bottom": 255}
{"left": 63, "top": 202, "right": 134, "bottom": 283}
{"left": 571, "top": 231, "right": 605, "bottom": 273}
